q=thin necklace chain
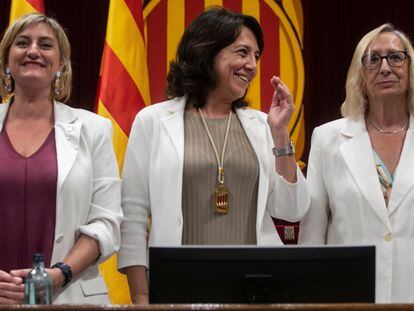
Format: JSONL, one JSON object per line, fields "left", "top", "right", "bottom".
{"left": 369, "top": 118, "right": 409, "bottom": 134}
{"left": 198, "top": 109, "right": 232, "bottom": 184}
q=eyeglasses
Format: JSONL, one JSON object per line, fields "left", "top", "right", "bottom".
{"left": 362, "top": 51, "right": 409, "bottom": 70}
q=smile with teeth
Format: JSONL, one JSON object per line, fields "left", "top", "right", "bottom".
{"left": 235, "top": 73, "right": 249, "bottom": 83}
{"left": 23, "top": 62, "right": 45, "bottom": 67}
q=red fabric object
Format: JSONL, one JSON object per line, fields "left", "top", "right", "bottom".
{"left": 272, "top": 218, "right": 299, "bottom": 245}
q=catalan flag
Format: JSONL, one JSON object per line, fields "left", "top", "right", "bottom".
{"left": 9, "top": 0, "right": 44, "bottom": 23}
{"left": 96, "top": 0, "right": 150, "bottom": 304}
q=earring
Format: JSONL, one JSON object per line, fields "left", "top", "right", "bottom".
{"left": 54, "top": 71, "right": 62, "bottom": 96}
{"left": 4, "top": 68, "right": 12, "bottom": 93}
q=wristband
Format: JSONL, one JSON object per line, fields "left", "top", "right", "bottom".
{"left": 52, "top": 262, "right": 72, "bottom": 287}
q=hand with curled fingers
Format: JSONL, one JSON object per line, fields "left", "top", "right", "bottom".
{"left": 266, "top": 76, "right": 297, "bottom": 182}
{"left": 267, "top": 76, "right": 295, "bottom": 136}
{"left": 0, "top": 270, "right": 25, "bottom": 304}
{"left": 11, "top": 268, "right": 65, "bottom": 290}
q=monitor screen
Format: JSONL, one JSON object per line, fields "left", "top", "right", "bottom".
{"left": 149, "top": 245, "right": 375, "bottom": 303}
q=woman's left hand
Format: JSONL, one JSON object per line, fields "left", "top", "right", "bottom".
{"left": 267, "top": 76, "right": 297, "bottom": 182}
{"left": 267, "top": 76, "right": 295, "bottom": 135}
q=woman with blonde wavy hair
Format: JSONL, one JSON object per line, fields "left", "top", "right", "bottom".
{"left": 0, "top": 13, "right": 122, "bottom": 304}
{"left": 299, "top": 23, "right": 414, "bottom": 302}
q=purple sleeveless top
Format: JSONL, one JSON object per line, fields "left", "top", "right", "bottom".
{"left": 0, "top": 127, "right": 57, "bottom": 271}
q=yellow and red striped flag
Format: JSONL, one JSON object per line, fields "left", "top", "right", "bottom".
{"left": 96, "top": 0, "right": 150, "bottom": 304}
{"left": 9, "top": 0, "right": 44, "bottom": 23}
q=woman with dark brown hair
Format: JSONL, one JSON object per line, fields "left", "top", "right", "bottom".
{"left": 118, "top": 7, "right": 309, "bottom": 304}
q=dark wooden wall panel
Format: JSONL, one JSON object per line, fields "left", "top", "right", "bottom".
{"left": 0, "top": 0, "right": 109, "bottom": 111}
{"left": 45, "top": 0, "right": 109, "bottom": 110}
{"left": 302, "top": 0, "right": 414, "bottom": 164}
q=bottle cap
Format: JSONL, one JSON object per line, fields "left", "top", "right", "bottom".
{"left": 32, "top": 253, "right": 45, "bottom": 263}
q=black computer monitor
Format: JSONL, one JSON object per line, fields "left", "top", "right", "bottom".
{"left": 149, "top": 245, "right": 375, "bottom": 303}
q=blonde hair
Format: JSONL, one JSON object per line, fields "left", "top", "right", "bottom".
{"left": 341, "top": 23, "right": 414, "bottom": 120}
{"left": 0, "top": 13, "right": 72, "bottom": 102}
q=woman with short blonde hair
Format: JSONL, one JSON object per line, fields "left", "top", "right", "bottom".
{"left": 0, "top": 13, "right": 122, "bottom": 304}
{"left": 300, "top": 23, "right": 414, "bottom": 302}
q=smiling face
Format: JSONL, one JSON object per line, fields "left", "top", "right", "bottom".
{"left": 8, "top": 22, "right": 61, "bottom": 93}
{"left": 363, "top": 32, "right": 409, "bottom": 102}
{"left": 209, "top": 26, "right": 259, "bottom": 105}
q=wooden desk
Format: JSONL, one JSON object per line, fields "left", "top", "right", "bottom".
{"left": 1, "top": 304, "right": 414, "bottom": 311}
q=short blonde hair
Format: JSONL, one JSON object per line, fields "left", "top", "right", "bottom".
{"left": 0, "top": 13, "right": 72, "bottom": 102}
{"left": 341, "top": 23, "right": 414, "bottom": 120}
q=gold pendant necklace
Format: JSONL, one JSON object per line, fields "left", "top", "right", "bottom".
{"left": 215, "top": 167, "right": 229, "bottom": 214}
{"left": 198, "top": 109, "right": 232, "bottom": 214}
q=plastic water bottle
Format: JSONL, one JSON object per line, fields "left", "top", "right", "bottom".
{"left": 24, "top": 253, "right": 52, "bottom": 304}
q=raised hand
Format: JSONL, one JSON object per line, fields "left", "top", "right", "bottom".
{"left": 267, "top": 76, "right": 297, "bottom": 182}
{"left": 267, "top": 76, "right": 295, "bottom": 135}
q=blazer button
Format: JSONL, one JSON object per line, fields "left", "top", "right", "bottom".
{"left": 55, "top": 234, "right": 64, "bottom": 243}
{"left": 384, "top": 233, "right": 392, "bottom": 242}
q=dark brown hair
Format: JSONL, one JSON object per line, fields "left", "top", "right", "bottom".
{"left": 165, "top": 7, "right": 263, "bottom": 109}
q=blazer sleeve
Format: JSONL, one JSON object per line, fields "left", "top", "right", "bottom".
{"left": 117, "top": 112, "right": 151, "bottom": 269}
{"left": 270, "top": 164, "right": 310, "bottom": 223}
{"left": 298, "top": 126, "right": 329, "bottom": 244}
{"left": 253, "top": 109, "right": 309, "bottom": 224}
{"left": 78, "top": 118, "right": 123, "bottom": 262}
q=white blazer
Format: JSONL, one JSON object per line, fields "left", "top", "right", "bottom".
{"left": 299, "top": 116, "right": 414, "bottom": 303}
{"left": 0, "top": 102, "right": 123, "bottom": 304}
{"left": 118, "top": 97, "right": 309, "bottom": 269}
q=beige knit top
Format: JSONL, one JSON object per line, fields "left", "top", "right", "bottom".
{"left": 181, "top": 110, "right": 259, "bottom": 245}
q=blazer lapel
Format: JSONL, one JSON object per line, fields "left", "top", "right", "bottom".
{"left": 388, "top": 115, "right": 414, "bottom": 215}
{"left": 0, "top": 102, "right": 10, "bottom": 131}
{"left": 339, "top": 118, "right": 390, "bottom": 230}
{"left": 160, "top": 98, "right": 186, "bottom": 166}
{"left": 54, "top": 102, "right": 81, "bottom": 192}
{"left": 236, "top": 108, "right": 269, "bottom": 226}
